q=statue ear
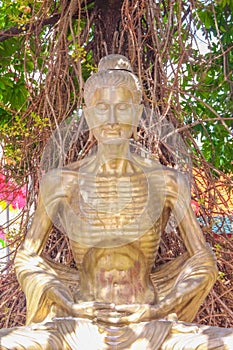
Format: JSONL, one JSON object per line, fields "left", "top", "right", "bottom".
{"left": 83, "top": 107, "right": 89, "bottom": 122}
{"left": 83, "top": 107, "right": 95, "bottom": 142}
{"left": 83, "top": 107, "right": 92, "bottom": 128}
{"left": 132, "top": 105, "right": 143, "bottom": 141}
{"left": 135, "top": 104, "right": 143, "bottom": 124}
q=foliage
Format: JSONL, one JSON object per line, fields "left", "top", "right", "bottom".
{"left": 180, "top": 0, "right": 233, "bottom": 173}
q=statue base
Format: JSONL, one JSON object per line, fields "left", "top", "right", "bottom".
{"left": 1, "top": 318, "right": 233, "bottom": 349}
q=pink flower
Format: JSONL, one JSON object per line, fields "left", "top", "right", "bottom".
{"left": 0, "top": 173, "right": 26, "bottom": 209}
{"left": 11, "top": 185, "right": 26, "bottom": 209}
{"left": 0, "top": 228, "right": 5, "bottom": 241}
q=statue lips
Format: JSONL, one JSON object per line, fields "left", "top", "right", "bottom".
{"left": 102, "top": 125, "right": 121, "bottom": 136}
{"left": 100, "top": 124, "right": 134, "bottom": 145}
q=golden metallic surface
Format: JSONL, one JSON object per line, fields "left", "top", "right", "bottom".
{"left": 1, "top": 54, "right": 232, "bottom": 350}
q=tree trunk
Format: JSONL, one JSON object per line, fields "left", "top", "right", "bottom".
{"left": 93, "top": 0, "right": 124, "bottom": 62}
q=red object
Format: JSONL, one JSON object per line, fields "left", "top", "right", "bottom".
{"left": 0, "top": 173, "right": 26, "bottom": 209}
{"left": 191, "top": 199, "right": 200, "bottom": 215}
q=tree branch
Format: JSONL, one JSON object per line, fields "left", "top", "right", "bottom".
{"left": 0, "top": 13, "right": 61, "bottom": 42}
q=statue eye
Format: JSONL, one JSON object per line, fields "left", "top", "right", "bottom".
{"left": 116, "top": 103, "right": 130, "bottom": 111}
{"left": 95, "top": 103, "right": 109, "bottom": 112}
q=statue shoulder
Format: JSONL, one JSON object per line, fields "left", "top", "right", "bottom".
{"left": 146, "top": 164, "right": 191, "bottom": 199}
{"left": 164, "top": 168, "right": 190, "bottom": 190}
{"left": 131, "top": 154, "right": 163, "bottom": 171}
{"left": 64, "top": 155, "right": 95, "bottom": 171}
{"left": 39, "top": 167, "right": 79, "bottom": 199}
{"left": 41, "top": 167, "right": 77, "bottom": 184}
{"left": 131, "top": 154, "right": 190, "bottom": 192}
{"left": 161, "top": 168, "right": 191, "bottom": 206}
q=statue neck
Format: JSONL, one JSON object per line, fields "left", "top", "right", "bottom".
{"left": 96, "top": 141, "right": 132, "bottom": 175}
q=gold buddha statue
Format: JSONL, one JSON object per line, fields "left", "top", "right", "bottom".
{"left": 1, "top": 54, "right": 232, "bottom": 350}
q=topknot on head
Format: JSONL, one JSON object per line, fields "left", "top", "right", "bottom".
{"left": 98, "top": 54, "right": 133, "bottom": 72}
{"left": 84, "top": 54, "right": 142, "bottom": 106}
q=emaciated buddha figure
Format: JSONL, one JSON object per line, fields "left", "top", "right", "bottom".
{"left": 1, "top": 54, "right": 233, "bottom": 350}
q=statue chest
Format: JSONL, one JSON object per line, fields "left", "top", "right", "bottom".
{"left": 59, "top": 172, "right": 163, "bottom": 247}
{"left": 79, "top": 174, "right": 147, "bottom": 221}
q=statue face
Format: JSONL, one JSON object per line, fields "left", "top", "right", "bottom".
{"left": 85, "top": 87, "right": 142, "bottom": 143}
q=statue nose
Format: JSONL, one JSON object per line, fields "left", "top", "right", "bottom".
{"left": 109, "top": 105, "right": 117, "bottom": 124}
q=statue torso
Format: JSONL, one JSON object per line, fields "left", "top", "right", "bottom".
{"left": 43, "top": 156, "right": 171, "bottom": 305}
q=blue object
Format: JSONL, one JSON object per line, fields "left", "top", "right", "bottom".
{"left": 212, "top": 216, "right": 232, "bottom": 235}
{"left": 197, "top": 216, "right": 232, "bottom": 235}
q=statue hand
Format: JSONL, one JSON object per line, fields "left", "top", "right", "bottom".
{"left": 71, "top": 301, "right": 115, "bottom": 320}
{"left": 47, "top": 287, "right": 115, "bottom": 319}
{"left": 96, "top": 303, "right": 165, "bottom": 325}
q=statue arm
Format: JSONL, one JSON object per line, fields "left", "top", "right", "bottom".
{"left": 153, "top": 172, "right": 218, "bottom": 321}
{"left": 15, "top": 171, "right": 76, "bottom": 324}
{"left": 172, "top": 173, "right": 208, "bottom": 254}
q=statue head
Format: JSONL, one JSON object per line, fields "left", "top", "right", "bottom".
{"left": 83, "top": 55, "right": 143, "bottom": 143}
{"left": 84, "top": 54, "right": 142, "bottom": 107}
